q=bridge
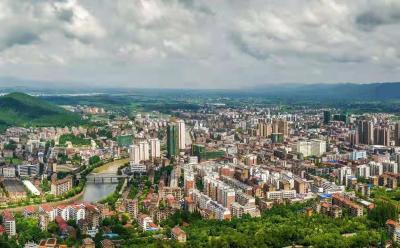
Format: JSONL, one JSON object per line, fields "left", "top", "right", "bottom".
{"left": 86, "top": 173, "right": 130, "bottom": 183}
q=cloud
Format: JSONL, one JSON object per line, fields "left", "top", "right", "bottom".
{"left": 0, "top": 0, "right": 399, "bottom": 88}
{"left": 355, "top": 1, "right": 400, "bottom": 31}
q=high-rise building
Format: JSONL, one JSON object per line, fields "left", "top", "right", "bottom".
{"left": 139, "top": 141, "right": 150, "bottom": 161}
{"left": 129, "top": 145, "right": 140, "bottom": 164}
{"left": 374, "top": 127, "right": 390, "bottom": 146}
{"left": 177, "top": 120, "right": 186, "bottom": 150}
{"left": 167, "top": 123, "right": 179, "bottom": 158}
{"left": 323, "top": 111, "right": 331, "bottom": 125}
{"left": 358, "top": 120, "right": 374, "bottom": 145}
{"left": 184, "top": 174, "right": 194, "bottom": 197}
{"left": 272, "top": 119, "right": 289, "bottom": 137}
{"left": 278, "top": 120, "right": 289, "bottom": 137}
{"left": 349, "top": 131, "right": 359, "bottom": 146}
{"left": 257, "top": 122, "right": 272, "bottom": 137}
{"left": 395, "top": 123, "right": 400, "bottom": 146}
{"left": 149, "top": 138, "right": 161, "bottom": 159}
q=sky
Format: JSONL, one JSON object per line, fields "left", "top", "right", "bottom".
{"left": 0, "top": 0, "right": 400, "bottom": 89}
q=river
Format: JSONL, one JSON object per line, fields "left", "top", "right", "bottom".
{"left": 82, "top": 183, "right": 117, "bottom": 202}
{"left": 81, "top": 158, "right": 128, "bottom": 203}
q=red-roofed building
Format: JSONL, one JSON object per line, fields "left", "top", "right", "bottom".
{"left": 386, "top": 219, "right": 400, "bottom": 243}
{"left": 39, "top": 204, "right": 56, "bottom": 221}
{"left": 171, "top": 226, "right": 186, "bottom": 242}
{"left": 1, "top": 211, "right": 16, "bottom": 236}
{"left": 332, "top": 193, "right": 363, "bottom": 216}
{"left": 24, "top": 206, "right": 37, "bottom": 217}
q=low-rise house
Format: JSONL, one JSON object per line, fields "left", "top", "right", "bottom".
{"left": 171, "top": 226, "right": 187, "bottom": 242}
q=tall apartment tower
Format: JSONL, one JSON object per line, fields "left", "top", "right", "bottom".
{"left": 129, "top": 145, "right": 140, "bottom": 164}
{"left": 167, "top": 123, "right": 179, "bottom": 158}
{"left": 139, "top": 141, "right": 150, "bottom": 161}
{"left": 177, "top": 120, "right": 186, "bottom": 150}
{"left": 374, "top": 127, "right": 390, "bottom": 146}
{"left": 349, "top": 131, "right": 359, "bottom": 146}
{"left": 358, "top": 120, "right": 374, "bottom": 145}
{"left": 149, "top": 138, "right": 161, "bottom": 159}
{"left": 272, "top": 119, "right": 289, "bottom": 137}
{"left": 395, "top": 123, "right": 400, "bottom": 146}
{"left": 323, "top": 111, "right": 331, "bottom": 125}
{"left": 257, "top": 122, "right": 272, "bottom": 137}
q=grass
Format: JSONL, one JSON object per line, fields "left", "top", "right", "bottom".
{"left": 92, "top": 158, "right": 129, "bottom": 173}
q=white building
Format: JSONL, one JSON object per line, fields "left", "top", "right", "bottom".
{"left": 139, "top": 141, "right": 150, "bottom": 161}
{"left": 18, "top": 164, "right": 40, "bottom": 177}
{"left": 383, "top": 161, "right": 398, "bottom": 174}
{"left": 23, "top": 180, "right": 41, "bottom": 196}
{"left": 69, "top": 204, "right": 86, "bottom": 222}
{"left": 56, "top": 206, "right": 70, "bottom": 221}
{"left": 177, "top": 120, "right": 186, "bottom": 150}
{"left": 294, "top": 139, "right": 326, "bottom": 157}
{"left": 129, "top": 145, "right": 140, "bottom": 164}
{"left": 266, "top": 190, "right": 296, "bottom": 200}
{"left": 2, "top": 212, "right": 16, "bottom": 236}
{"left": 129, "top": 163, "right": 147, "bottom": 174}
{"left": 356, "top": 164, "right": 370, "bottom": 178}
{"left": 149, "top": 138, "right": 160, "bottom": 159}
{"left": 338, "top": 166, "right": 352, "bottom": 185}
{"left": 369, "top": 161, "right": 383, "bottom": 176}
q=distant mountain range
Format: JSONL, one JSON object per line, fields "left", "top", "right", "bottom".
{"left": 1, "top": 81, "right": 400, "bottom": 102}
{"left": 245, "top": 82, "right": 400, "bottom": 100}
{"left": 0, "top": 92, "right": 83, "bottom": 131}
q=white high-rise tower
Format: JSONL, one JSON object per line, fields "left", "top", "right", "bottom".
{"left": 139, "top": 141, "right": 150, "bottom": 161}
{"left": 129, "top": 145, "right": 140, "bottom": 164}
{"left": 149, "top": 138, "right": 161, "bottom": 159}
{"left": 177, "top": 119, "right": 186, "bottom": 150}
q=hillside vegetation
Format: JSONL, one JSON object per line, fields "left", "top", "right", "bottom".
{"left": 0, "top": 92, "right": 83, "bottom": 131}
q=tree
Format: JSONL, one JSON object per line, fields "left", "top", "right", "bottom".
{"left": 368, "top": 200, "right": 398, "bottom": 227}
{"left": 89, "top": 155, "right": 101, "bottom": 165}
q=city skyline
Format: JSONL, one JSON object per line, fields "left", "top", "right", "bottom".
{"left": 1, "top": 0, "right": 400, "bottom": 89}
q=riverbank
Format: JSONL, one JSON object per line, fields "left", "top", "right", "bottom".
{"left": 1, "top": 158, "right": 129, "bottom": 213}
{"left": 0, "top": 189, "right": 85, "bottom": 213}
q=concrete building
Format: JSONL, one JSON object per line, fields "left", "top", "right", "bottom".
{"left": 294, "top": 139, "right": 326, "bottom": 157}
{"left": 2, "top": 211, "right": 16, "bottom": 236}
{"left": 177, "top": 120, "right": 186, "bottom": 150}
{"left": 129, "top": 145, "right": 140, "bottom": 164}
{"left": 149, "top": 138, "right": 160, "bottom": 159}
{"left": 51, "top": 176, "right": 73, "bottom": 196}
{"left": 139, "top": 141, "right": 149, "bottom": 161}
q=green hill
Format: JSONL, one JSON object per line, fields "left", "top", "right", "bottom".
{"left": 0, "top": 92, "right": 83, "bottom": 131}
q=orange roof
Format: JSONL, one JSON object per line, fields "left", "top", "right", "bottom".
{"left": 40, "top": 204, "right": 53, "bottom": 212}
{"left": 2, "top": 211, "right": 14, "bottom": 221}
{"left": 24, "top": 206, "right": 36, "bottom": 213}
{"left": 149, "top": 222, "right": 158, "bottom": 228}
{"left": 171, "top": 227, "right": 186, "bottom": 236}
{"left": 332, "top": 193, "right": 362, "bottom": 209}
{"left": 321, "top": 202, "right": 332, "bottom": 208}
{"left": 386, "top": 219, "right": 397, "bottom": 226}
